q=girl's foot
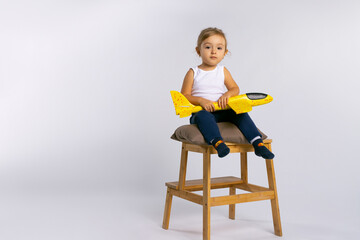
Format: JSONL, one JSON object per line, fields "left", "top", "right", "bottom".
{"left": 252, "top": 139, "right": 275, "bottom": 159}
{"left": 214, "top": 140, "right": 230, "bottom": 158}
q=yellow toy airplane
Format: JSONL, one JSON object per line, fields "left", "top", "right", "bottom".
{"left": 170, "top": 91, "right": 273, "bottom": 118}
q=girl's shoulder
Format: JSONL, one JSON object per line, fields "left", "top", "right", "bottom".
{"left": 189, "top": 66, "right": 199, "bottom": 78}
{"left": 190, "top": 66, "right": 198, "bottom": 72}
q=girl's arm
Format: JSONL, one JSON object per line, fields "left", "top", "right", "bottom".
{"left": 181, "top": 69, "right": 216, "bottom": 112}
{"left": 218, "top": 67, "right": 240, "bottom": 109}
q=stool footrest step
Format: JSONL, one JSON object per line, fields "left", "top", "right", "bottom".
{"left": 211, "top": 191, "right": 275, "bottom": 206}
{"left": 166, "top": 176, "right": 244, "bottom": 191}
{"left": 167, "top": 187, "right": 275, "bottom": 207}
{"left": 165, "top": 175, "right": 275, "bottom": 207}
{"left": 166, "top": 176, "right": 271, "bottom": 192}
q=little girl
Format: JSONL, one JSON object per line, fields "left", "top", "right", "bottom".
{"left": 180, "top": 27, "right": 275, "bottom": 159}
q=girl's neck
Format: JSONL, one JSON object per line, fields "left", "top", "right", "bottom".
{"left": 198, "top": 63, "right": 217, "bottom": 71}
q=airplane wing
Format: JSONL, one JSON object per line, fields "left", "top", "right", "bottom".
{"left": 227, "top": 98, "right": 253, "bottom": 114}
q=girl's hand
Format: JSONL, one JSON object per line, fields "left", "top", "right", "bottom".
{"left": 199, "top": 98, "right": 216, "bottom": 112}
{"left": 218, "top": 93, "right": 231, "bottom": 109}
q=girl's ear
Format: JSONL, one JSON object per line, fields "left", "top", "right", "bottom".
{"left": 225, "top": 49, "right": 229, "bottom": 56}
{"left": 195, "top": 47, "right": 201, "bottom": 56}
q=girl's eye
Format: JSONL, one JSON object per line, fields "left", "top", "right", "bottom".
{"left": 218, "top": 47, "right": 223, "bottom": 50}
{"left": 205, "top": 46, "right": 211, "bottom": 49}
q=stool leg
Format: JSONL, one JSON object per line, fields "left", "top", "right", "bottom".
{"left": 241, "top": 152, "right": 248, "bottom": 183}
{"left": 162, "top": 187, "right": 173, "bottom": 230}
{"left": 229, "top": 187, "right": 236, "bottom": 220}
{"left": 265, "top": 143, "right": 282, "bottom": 237}
{"left": 179, "top": 143, "right": 188, "bottom": 190}
{"left": 203, "top": 148, "right": 211, "bottom": 240}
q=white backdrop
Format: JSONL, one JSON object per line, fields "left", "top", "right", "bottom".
{"left": 1, "top": 0, "right": 360, "bottom": 239}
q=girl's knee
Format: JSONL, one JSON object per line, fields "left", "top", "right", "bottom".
{"left": 194, "top": 110, "right": 214, "bottom": 122}
{"left": 235, "top": 112, "right": 250, "bottom": 120}
{"left": 197, "top": 110, "right": 211, "bottom": 116}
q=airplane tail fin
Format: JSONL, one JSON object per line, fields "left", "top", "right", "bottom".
{"left": 170, "top": 91, "right": 196, "bottom": 118}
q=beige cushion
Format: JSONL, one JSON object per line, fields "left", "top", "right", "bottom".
{"left": 171, "top": 122, "right": 267, "bottom": 145}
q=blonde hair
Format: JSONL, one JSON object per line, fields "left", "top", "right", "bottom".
{"left": 197, "top": 27, "right": 227, "bottom": 50}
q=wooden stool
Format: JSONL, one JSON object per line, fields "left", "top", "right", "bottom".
{"left": 162, "top": 139, "right": 282, "bottom": 239}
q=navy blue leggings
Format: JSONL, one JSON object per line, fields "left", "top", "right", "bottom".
{"left": 190, "top": 110, "right": 261, "bottom": 144}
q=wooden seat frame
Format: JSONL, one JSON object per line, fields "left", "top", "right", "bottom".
{"left": 162, "top": 139, "right": 282, "bottom": 240}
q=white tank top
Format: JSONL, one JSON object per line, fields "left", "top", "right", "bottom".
{"left": 191, "top": 65, "right": 227, "bottom": 102}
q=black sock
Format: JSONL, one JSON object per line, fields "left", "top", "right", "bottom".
{"left": 252, "top": 139, "right": 275, "bottom": 159}
{"left": 211, "top": 138, "right": 230, "bottom": 158}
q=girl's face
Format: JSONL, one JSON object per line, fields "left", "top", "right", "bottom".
{"left": 197, "top": 34, "right": 228, "bottom": 68}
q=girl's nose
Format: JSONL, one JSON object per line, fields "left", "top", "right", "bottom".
{"left": 211, "top": 48, "right": 216, "bottom": 54}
